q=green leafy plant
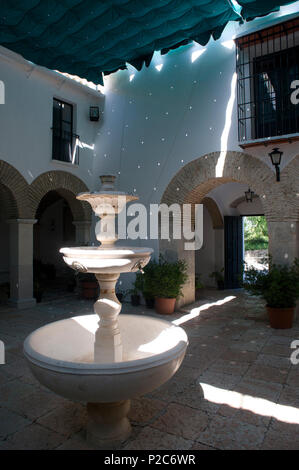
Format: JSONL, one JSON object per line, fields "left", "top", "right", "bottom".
{"left": 195, "top": 275, "right": 204, "bottom": 290}
{"left": 209, "top": 268, "right": 224, "bottom": 283}
{"left": 243, "top": 259, "right": 299, "bottom": 308}
{"left": 145, "top": 256, "right": 188, "bottom": 299}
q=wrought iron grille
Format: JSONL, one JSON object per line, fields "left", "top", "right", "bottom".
{"left": 236, "top": 17, "right": 299, "bottom": 143}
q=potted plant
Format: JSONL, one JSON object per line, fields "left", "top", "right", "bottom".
{"left": 147, "top": 257, "right": 188, "bottom": 315}
{"left": 243, "top": 259, "right": 299, "bottom": 329}
{"left": 142, "top": 261, "right": 155, "bottom": 308}
{"left": 195, "top": 275, "right": 204, "bottom": 298}
{"left": 209, "top": 268, "right": 225, "bottom": 290}
{"left": 129, "top": 273, "right": 143, "bottom": 306}
{"left": 79, "top": 273, "right": 99, "bottom": 299}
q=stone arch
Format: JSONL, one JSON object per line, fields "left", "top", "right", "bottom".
{"left": 160, "top": 150, "right": 293, "bottom": 307}
{"left": 0, "top": 160, "right": 30, "bottom": 219}
{"left": 202, "top": 197, "right": 223, "bottom": 229}
{"left": 161, "top": 151, "right": 285, "bottom": 221}
{"left": 29, "top": 171, "right": 92, "bottom": 222}
{"left": 230, "top": 194, "right": 259, "bottom": 209}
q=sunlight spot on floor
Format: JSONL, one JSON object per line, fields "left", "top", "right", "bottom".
{"left": 201, "top": 383, "right": 299, "bottom": 424}
{"left": 172, "top": 296, "right": 236, "bottom": 326}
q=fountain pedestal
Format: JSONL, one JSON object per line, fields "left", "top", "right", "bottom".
{"left": 87, "top": 401, "right": 131, "bottom": 449}
{"left": 94, "top": 273, "right": 123, "bottom": 363}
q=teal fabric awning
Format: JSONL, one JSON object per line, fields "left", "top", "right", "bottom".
{"left": 0, "top": 1, "right": 297, "bottom": 84}
{"left": 238, "top": 0, "right": 298, "bottom": 20}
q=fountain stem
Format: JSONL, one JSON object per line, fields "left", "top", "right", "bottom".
{"left": 94, "top": 273, "right": 123, "bottom": 363}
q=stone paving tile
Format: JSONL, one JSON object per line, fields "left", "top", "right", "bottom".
{"left": 197, "top": 415, "right": 267, "bottom": 450}
{"left": 2, "top": 389, "right": 68, "bottom": 421}
{"left": 6, "top": 423, "right": 64, "bottom": 450}
{"left": 260, "top": 429, "right": 299, "bottom": 450}
{"left": 254, "top": 353, "right": 292, "bottom": 369}
{"left": 221, "top": 349, "right": 258, "bottom": 363}
{"left": 244, "top": 364, "right": 289, "bottom": 384}
{"left": 261, "top": 342, "right": 293, "bottom": 357}
{"left": 190, "top": 441, "right": 217, "bottom": 450}
{"left": 234, "top": 377, "right": 283, "bottom": 403}
{"left": 205, "top": 359, "right": 250, "bottom": 377}
{"left": 128, "top": 398, "right": 166, "bottom": 426}
{"left": 0, "top": 378, "right": 37, "bottom": 403}
{"left": 286, "top": 368, "right": 299, "bottom": 387}
{"left": 151, "top": 403, "right": 210, "bottom": 441}
{"left": 36, "top": 402, "right": 87, "bottom": 438}
{"left": 0, "top": 407, "right": 30, "bottom": 439}
{"left": 278, "top": 385, "right": 299, "bottom": 407}
{"left": 123, "top": 426, "right": 194, "bottom": 451}
{"left": 55, "top": 431, "right": 95, "bottom": 450}
{"left": 217, "top": 404, "right": 270, "bottom": 427}
{"left": 0, "top": 291, "right": 298, "bottom": 450}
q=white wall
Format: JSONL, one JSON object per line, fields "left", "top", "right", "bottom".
{"left": 92, "top": 2, "right": 299, "bottom": 214}
{"left": 0, "top": 47, "right": 103, "bottom": 189}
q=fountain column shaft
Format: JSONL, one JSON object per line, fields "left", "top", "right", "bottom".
{"left": 94, "top": 273, "right": 123, "bottom": 363}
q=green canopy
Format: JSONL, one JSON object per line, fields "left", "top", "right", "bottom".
{"left": 0, "top": 1, "right": 297, "bottom": 84}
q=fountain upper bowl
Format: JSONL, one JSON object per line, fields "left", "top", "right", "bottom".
{"left": 60, "top": 246, "right": 153, "bottom": 274}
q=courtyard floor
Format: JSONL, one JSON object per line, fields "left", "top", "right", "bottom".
{"left": 0, "top": 289, "right": 298, "bottom": 450}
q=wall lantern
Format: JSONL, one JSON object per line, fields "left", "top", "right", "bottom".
{"left": 90, "top": 106, "right": 100, "bottom": 122}
{"left": 245, "top": 188, "right": 254, "bottom": 203}
{"left": 269, "top": 147, "right": 283, "bottom": 182}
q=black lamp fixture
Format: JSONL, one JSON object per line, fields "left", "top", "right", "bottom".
{"left": 89, "top": 106, "right": 100, "bottom": 122}
{"left": 269, "top": 147, "right": 283, "bottom": 182}
{"left": 245, "top": 187, "right": 254, "bottom": 203}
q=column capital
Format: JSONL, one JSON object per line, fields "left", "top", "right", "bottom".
{"left": 6, "top": 219, "right": 38, "bottom": 225}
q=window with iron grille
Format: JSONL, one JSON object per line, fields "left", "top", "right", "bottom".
{"left": 52, "top": 98, "right": 79, "bottom": 164}
{"left": 236, "top": 17, "right": 299, "bottom": 144}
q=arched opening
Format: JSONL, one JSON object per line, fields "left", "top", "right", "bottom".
{"left": 160, "top": 151, "right": 277, "bottom": 307}
{"left": 33, "top": 190, "right": 77, "bottom": 301}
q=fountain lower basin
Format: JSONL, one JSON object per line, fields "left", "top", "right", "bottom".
{"left": 24, "top": 314, "right": 187, "bottom": 448}
{"left": 24, "top": 314, "right": 187, "bottom": 403}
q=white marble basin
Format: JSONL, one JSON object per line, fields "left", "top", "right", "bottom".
{"left": 24, "top": 314, "right": 188, "bottom": 403}
{"left": 60, "top": 246, "right": 153, "bottom": 274}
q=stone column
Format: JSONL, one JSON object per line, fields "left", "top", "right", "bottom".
{"left": 7, "top": 219, "right": 37, "bottom": 309}
{"left": 268, "top": 221, "right": 299, "bottom": 265}
{"left": 73, "top": 221, "right": 91, "bottom": 244}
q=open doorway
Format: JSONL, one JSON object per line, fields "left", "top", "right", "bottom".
{"left": 243, "top": 215, "right": 269, "bottom": 271}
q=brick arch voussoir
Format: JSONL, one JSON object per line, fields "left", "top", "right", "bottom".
{"left": 161, "top": 151, "right": 289, "bottom": 222}
{"left": 0, "top": 160, "right": 31, "bottom": 219}
{"left": 28, "top": 171, "right": 92, "bottom": 222}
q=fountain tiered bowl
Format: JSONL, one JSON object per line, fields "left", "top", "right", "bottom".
{"left": 24, "top": 175, "right": 188, "bottom": 449}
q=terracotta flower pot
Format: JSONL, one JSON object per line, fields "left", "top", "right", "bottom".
{"left": 266, "top": 306, "right": 295, "bottom": 329}
{"left": 155, "top": 298, "right": 176, "bottom": 315}
{"left": 81, "top": 281, "right": 99, "bottom": 299}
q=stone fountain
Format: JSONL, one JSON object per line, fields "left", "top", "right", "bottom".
{"left": 24, "top": 175, "right": 188, "bottom": 449}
